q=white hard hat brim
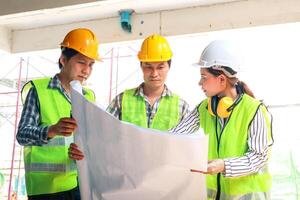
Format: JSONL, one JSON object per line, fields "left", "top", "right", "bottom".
{"left": 192, "top": 62, "right": 238, "bottom": 78}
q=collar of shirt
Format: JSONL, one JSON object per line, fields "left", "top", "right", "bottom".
{"left": 48, "top": 74, "right": 87, "bottom": 102}
{"left": 133, "top": 83, "right": 172, "bottom": 98}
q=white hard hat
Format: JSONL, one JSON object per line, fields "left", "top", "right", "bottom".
{"left": 196, "top": 40, "right": 242, "bottom": 77}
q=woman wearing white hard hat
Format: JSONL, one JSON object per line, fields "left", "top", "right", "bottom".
{"left": 171, "top": 40, "right": 274, "bottom": 199}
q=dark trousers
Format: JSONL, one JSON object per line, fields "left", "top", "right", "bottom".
{"left": 28, "top": 185, "right": 80, "bottom": 200}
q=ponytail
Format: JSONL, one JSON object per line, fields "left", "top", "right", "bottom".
{"left": 227, "top": 78, "right": 255, "bottom": 98}
{"left": 238, "top": 81, "right": 255, "bottom": 98}
{"left": 207, "top": 66, "right": 255, "bottom": 98}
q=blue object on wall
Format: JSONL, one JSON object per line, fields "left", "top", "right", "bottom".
{"left": 119, "top": 9, "right": 134, "bottom": 33}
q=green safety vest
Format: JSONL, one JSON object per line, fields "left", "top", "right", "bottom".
{"left": 0, "top": 171, "right": 4, "bottom": 189}
{"left": 121, "top": 88, "right": 180, "bottom": 130}
{"left": 198, "top": 94, "right": 272, "bottom": 199}
{"left": 23, "top": 78, "right": 95, "bottom": 195}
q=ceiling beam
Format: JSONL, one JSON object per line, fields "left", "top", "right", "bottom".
{"left": 0, "top": 0, "right": 102, "bottom": 15}
{"left": 0, "top": 26, "right": 10, "bottom": 53}
{"left": 10, "top": 0, "right": 300, "bottom": 53}
{"left": 12, "top": 13, "right": 161, "bottom": 53}
{"left": 162, "top": 0, "right": 300, "bottom": 35}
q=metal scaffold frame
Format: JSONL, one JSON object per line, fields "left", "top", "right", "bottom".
{"left": 0, "top": 45, "right": 138, "bottom": 199}
{"left": 0, "top": 57, "right": 25, "bottom": 200}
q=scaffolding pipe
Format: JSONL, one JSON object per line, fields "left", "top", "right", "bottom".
{"left": 15, "top": 146, "right": 23, "bottom": 196}
{"left": 102, "top": 54, "right": 134, "bottom": 60}
{"left": 7, "top": 58, "right": 23, "bottom": 200}
{"left": 109, "top": 48, "right": 114, "bottom": 103}
{"left": 115, "top": 47, "right": 120, "bottom": 97}
{"left": 0, "top": 92, "right": 18, "bottom": 95}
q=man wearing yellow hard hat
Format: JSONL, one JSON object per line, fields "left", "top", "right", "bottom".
{"left": 16, "top": 28, "right": 101, "bottom": 200}
{"left": 106, "top": 34, "right": 189, "bottom": 130}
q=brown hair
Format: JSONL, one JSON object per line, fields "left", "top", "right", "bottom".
{"left": 207, "top": 67, "right": 255, "bottom": 98}
{"left": 58, "top": 47, "right": 79, "bottom": 69}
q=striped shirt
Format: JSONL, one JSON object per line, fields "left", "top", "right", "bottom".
{"left": 17, "top": 75, "right": 83, "bottom": 146}
{"left": 106, "top": 83, "right": 190, "bottom": 127}
{"left": 171, "top": 102, "right": 274, "bottom": 178}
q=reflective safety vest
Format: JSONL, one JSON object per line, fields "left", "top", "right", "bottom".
{"left": 198, "top": 94, "right": 272, "bottom": 199}
{"left": 23, "top": 78, "right": 95, "bottom": 195}
{"left": 121, "top": 88, "right": 180, "bottom": 130}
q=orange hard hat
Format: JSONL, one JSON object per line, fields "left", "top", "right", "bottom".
{"left": 61, "top": 28, "right": 101, "bottom": 61}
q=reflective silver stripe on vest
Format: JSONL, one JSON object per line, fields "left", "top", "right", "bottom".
{"left": 46, "top": 136, "right": 74, "bottom": 146}
{"left": 220, "top": 192, "right": 270, "bottom": 200}
{"left": 207, "top": 188, "right": 217, "bottom": 199}
{"left": 46, "top": 138, "right": 65, "bottom": 146}
{"left": 25, "top": 161, "right": 77, "bottom": 173}
{"left": 207, "top": 189, "right": 269, "bottom": 200}
{"left": 70, "top": 161, "right": 77, "bottom": 171}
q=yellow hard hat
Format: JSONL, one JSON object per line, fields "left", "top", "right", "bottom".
{"left": 138, "top": 34, "right": 173, "bottom": 62}
{"left": 61, "top": 28, "right": 101, "bottom": 61}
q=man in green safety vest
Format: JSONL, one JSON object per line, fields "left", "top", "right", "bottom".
{"left": 106, "top": 34, "right": 189, "bottom": 130}
{"left": 17, "top": 28, "right": 101, "bottom": 200}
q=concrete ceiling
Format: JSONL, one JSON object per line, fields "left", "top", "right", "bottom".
{"left": 0, "top": 0, "right": 238, "bottom": 30}
{"left": 0, "top": 0, "right": 300, "bottom": 54}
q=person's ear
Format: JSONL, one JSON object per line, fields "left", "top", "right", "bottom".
{"left": 140, "top": 62, "right": 144, "bottom": 69}
{"left": 59, "top": 55, "right": 67, "bottom": 68}
{"left": 219, "top": 74, "right": 226, "bottom": 85}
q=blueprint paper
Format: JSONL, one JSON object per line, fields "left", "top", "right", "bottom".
{"left": 70, "top": 81, "right": 93, "bottom": 200}
{"left": 71, "top": 86, "right": 208, "bottom": 200}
